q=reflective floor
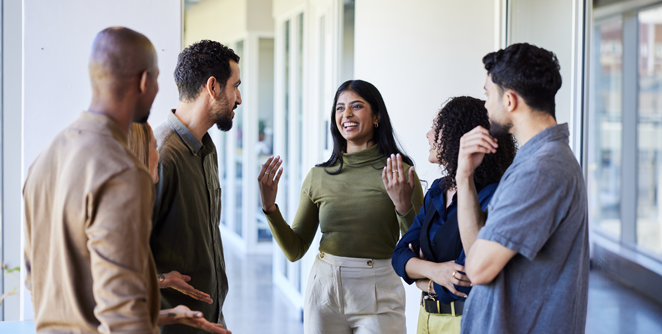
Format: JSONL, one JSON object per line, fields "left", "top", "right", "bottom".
{"left": 585, "top": 270, "right": 662, "bottom": 334}
{"left": 223, "top": 247, "right": 304, "bottom": 334}
{"left": 223, "top": 245, "right": 662, "bottom": 334}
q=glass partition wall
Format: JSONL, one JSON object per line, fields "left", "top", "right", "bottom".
{"left": 211, "top": 33, "right": 275, "bottom": 255}
{"left": 590, "top": 1, "right": 662, "bottom": 260}
{"left": 272, "top": 0, "right": 354, "bottom": 313}
{"left": 273, "top": 12, "right": 306, "bottom": 308}
{"left": 589, "top": 19, "right": 623, "bottom": 238}
{"left": 637, "top": 6, "right": 662, "bottom": 255}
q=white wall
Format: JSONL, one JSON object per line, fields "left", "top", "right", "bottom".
{"left": 354, "top": 1, "right": 498, "bottom": 332}
{"left": 355, "top": 0, "right": 497, "bottom": 192}
{"left": 21, "top": 0, "right": 182, "bottom": 319}
{"left": 2, "top": 0, "right": 23, "bottom": 322}
{"left": 509, "top": 0, "right": 582, "bottom": 144}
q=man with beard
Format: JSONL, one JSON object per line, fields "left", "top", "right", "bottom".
{"left": 454, "top": 43, "right": 589, "bottom": 334}
{"left": 151, "top": 40, "right": 241, "bottom": 334}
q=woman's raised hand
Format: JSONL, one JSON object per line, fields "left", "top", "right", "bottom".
{"left": 258, "top": 155, "right": 284, "bottom": 214}
{"left": 382, "top": 153, "right": 415, "bottom": 215}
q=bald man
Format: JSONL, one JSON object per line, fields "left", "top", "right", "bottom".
{"left": 23, "top": 27, "right": 229, "bottom": 334}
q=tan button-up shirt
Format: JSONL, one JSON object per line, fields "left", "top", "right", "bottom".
{"left": 23, "top": 111, "right": 160, "bottom": 334}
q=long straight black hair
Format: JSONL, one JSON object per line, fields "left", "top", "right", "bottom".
{"left": 317, "top": 80, "right": 414, "bottom": 175}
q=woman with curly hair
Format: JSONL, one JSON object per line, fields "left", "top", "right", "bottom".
{"left": 389, "top": 96, "right": 517, "bottom": 333}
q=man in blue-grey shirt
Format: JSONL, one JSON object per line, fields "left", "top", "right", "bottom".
{"left": 455, "top": 43, "right": 589, "bottom": 334}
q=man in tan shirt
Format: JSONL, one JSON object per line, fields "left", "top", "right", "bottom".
{"left": 23, "top": 27, "right": 230, "bottom": 334}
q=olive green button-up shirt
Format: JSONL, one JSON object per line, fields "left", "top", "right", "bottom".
{"left": 24, "top": 111, "right": 160, "bottom": 334}
{"left": 152, "top": 110, "right": 227, "bottom": 333}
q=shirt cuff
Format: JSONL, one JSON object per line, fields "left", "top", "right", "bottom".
{"left": 399, "top": 254, "right": 419, "bottom": 285}
{"left": 263, "top": 204, "right": 283, "bottom": 219}
{"left": 395, "top": 206, "right": 416, "bottom": 223}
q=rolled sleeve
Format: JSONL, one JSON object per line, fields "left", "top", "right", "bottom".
{"left": 478, "top": 170, "right": 567, "bottom": 261}
{"left": 86, "top": 169, "right": 155, "bottom": 333}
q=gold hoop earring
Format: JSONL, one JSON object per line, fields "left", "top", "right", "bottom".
{"left": 374, "top": 123, "right": 379, "bottom": 128}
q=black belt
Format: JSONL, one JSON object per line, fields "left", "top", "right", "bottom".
{"left": 420, "top": 292, "right": 464, "bottom": 316}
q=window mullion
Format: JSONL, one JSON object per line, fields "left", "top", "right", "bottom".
{"left": 621, "top": 12, "right": 639, "bottom": 244}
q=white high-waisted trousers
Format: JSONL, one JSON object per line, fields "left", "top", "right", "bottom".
{"left": 304, "top": 252, "right": 406, "bottom": 334}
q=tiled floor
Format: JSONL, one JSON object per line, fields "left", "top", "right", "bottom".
{"left": 222, "top": 245, "right": 662, "bottom": 334}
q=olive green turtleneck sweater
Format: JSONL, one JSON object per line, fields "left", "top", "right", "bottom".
{"left": 265, "top": 144, "right": 424, "bottom": 261}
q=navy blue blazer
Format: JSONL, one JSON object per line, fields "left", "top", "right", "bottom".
{"left": 391, "top": 178, "right": 498, "bottom": 304}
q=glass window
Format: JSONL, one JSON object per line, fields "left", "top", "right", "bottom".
{"left": 218, "top": 131, "right": 228, "bottom": 227}
{"left": 282, "top": 20, "right": 291, "bottom": 279}
{"left": 297, "top": 13, "right": 305, "bottom": 191}
{"left": 257, "top": 37, "right": 275, "bottom": 242}
{"left": 638, "top": 7, "right": 662, "bottom": 255}
{"left": 296, "top": 13, "right": 304, "bottom": 293}
{"left": 589, "top": 19, "right": 623, "bottom": 237}
{"left": 234, "top": 40, "right": 244, "bottom": 237}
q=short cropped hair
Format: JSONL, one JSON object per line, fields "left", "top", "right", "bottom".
{"left": 128, "top": 122, "right": 154, "bottom": 168}
{"left": 174, "top": 40, "right": 240, "bottom": 101}
{"left": 483, "top": 43, "right": 562, "bottom": 118}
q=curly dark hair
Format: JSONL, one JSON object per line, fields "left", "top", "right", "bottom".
{"left": 174, "top": 40, "right": 240, "bottom": 101}
{"left": 434, "top": 96, "right": 518, "bottom": 191}
{"left": 483, "top": 43, "right": 562, "bottom": 118}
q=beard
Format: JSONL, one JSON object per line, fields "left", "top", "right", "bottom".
{"left": 133, "top": 106, "right": 151, "bottom": 124}
{"left": 136, "top": 113, "right": 150, "bottom": 124}
{"left": 212, "top": 97, "right": 237, "bottom": 132}
{"left": 489, "top": 118, "right": 512, "bottom": 138}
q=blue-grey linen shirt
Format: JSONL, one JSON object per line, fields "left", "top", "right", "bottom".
{"left": 460, "top": 123, "right": 589, "bottom": 334}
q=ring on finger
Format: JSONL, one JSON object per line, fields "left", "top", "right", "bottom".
{"left": 452, "top": 270, "right": 459, "bottom": 279}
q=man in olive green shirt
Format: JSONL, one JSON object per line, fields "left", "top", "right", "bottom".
{"left": 152, "top": 40, "right": 242, "bottom": 334}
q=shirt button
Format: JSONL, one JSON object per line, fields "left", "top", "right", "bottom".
{"left": 431, "top": 241, "right": 436, "bottom": 246}
{"left": 367, "top": 260, "right": 373, "bottom": 266}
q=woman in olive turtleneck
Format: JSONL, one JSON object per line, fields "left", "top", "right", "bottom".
{"left": 258, "top": 80, "right": 424, "bottom": 334}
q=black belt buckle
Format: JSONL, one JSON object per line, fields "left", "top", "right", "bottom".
{"left": 421, "top": 293, "right": 459, "bottom": 316}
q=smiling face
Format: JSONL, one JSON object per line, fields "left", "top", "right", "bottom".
{"left": 335, "top": 90, "right": 379, "bottom": 150}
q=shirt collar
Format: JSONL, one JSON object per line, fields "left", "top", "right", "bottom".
{"left": 515, "top": 123, "right": 569, "bottom": 161}
{"left": 74, "top": 111, "right": 129, "bottom": 148}
{"left": 342, "top": 144, "right": 382, "bottom": 166}
{"left": 167, "top": 109, "right": 205, "bottom": 155}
